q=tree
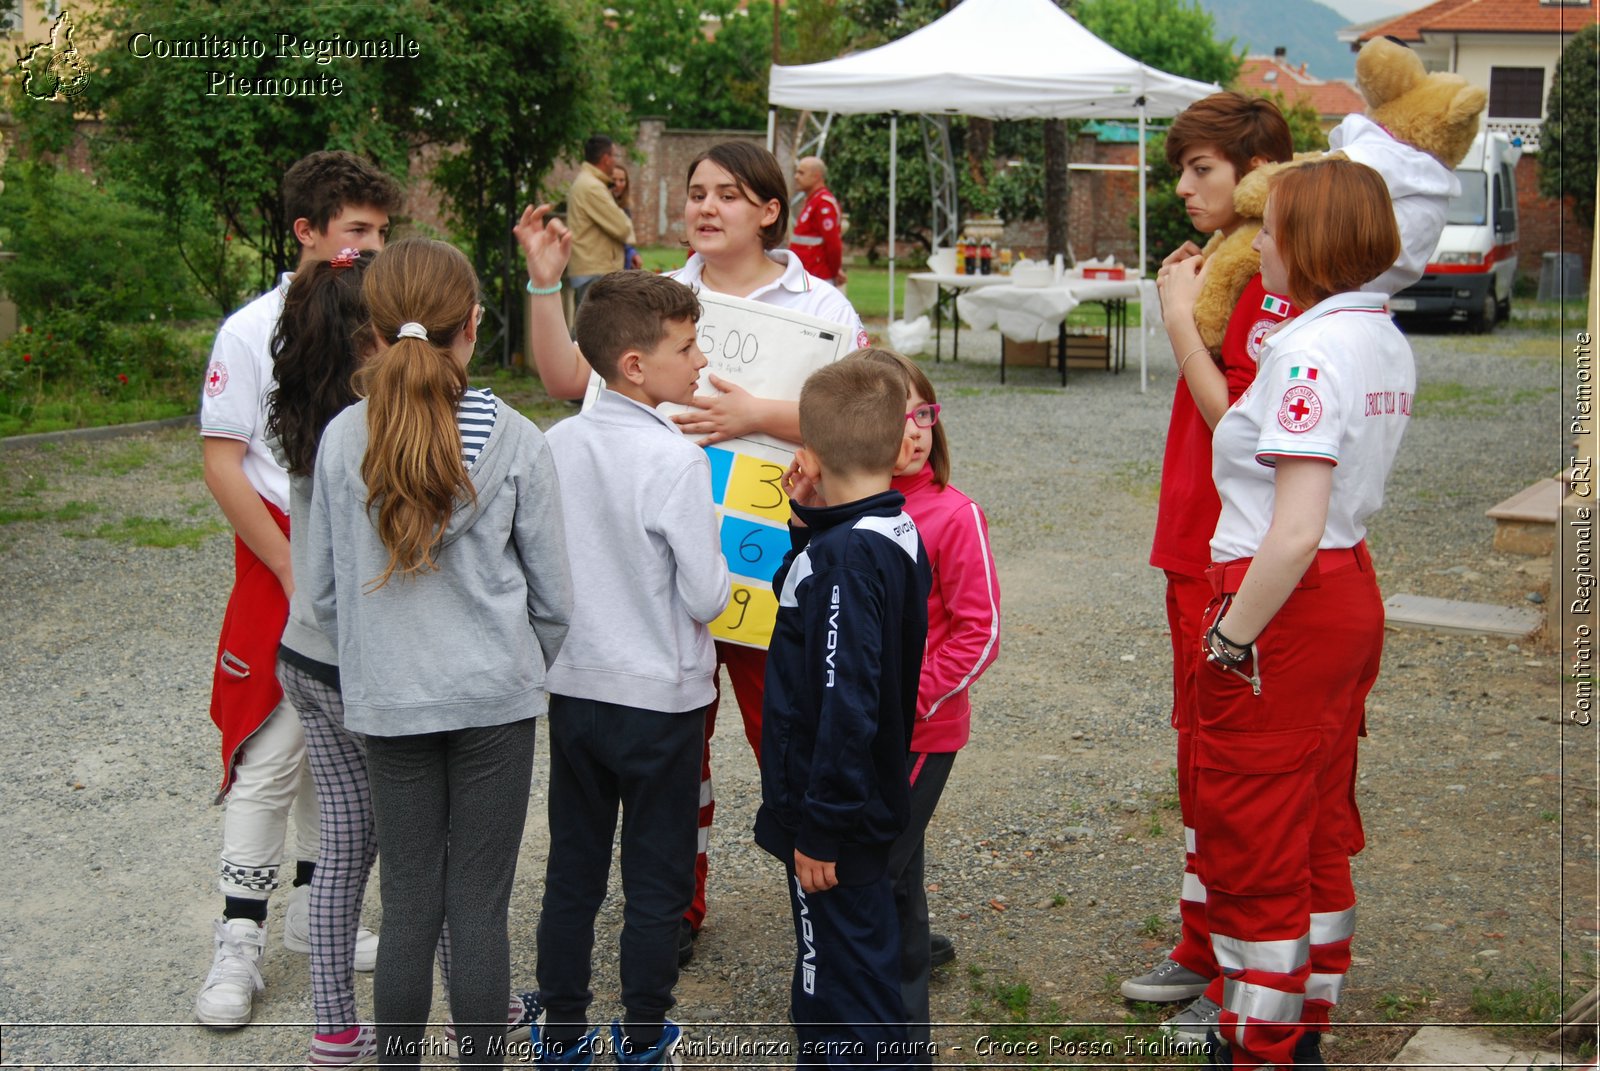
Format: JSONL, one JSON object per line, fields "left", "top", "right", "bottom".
{"left": 86, "top": 1, "right": 435, "bottom": 301}
{"left": 788, "top": 0, "right": 856, "bottom": 65}
{"left": 420, "top": 2, "right": 611, "bottom": 362}
{"left": 1540, "top": 23, "right": 1598, "bottom": 234}
{"left": 1072, "top": 0, "right": 1241, "bottom": 262}
{"left": 603, "top": 0, "right": 781, "bottom": 129}
{"left": 1072, "top": 0, "right": 1242, "bottom": 87}
{"left": 821, "top": 112, "right": 937, "bottom": 259}
{"left": 23, "top": 0, "right": 605, "bottom": 361}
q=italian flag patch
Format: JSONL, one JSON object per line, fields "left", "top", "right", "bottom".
{"left": 1261, "top": 294, "right": 1291, "bottom": 317}
{"left": 1289, "top": 365, "right": 1319, "bottom": 381}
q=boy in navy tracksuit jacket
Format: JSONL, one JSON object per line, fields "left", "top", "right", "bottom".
{"left": 755, "top": 360, "right": 932, "bottom": 1069}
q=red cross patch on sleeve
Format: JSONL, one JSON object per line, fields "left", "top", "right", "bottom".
{"left": 205, "top": 361, "right": 229, "bottom": 397}
{"left": 1277, "top": 385, "right": 1322, "bottom": 432}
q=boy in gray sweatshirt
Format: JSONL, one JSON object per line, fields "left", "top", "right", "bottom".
{"left": 533, "top": 271, "right": 731, "bottom": 1068}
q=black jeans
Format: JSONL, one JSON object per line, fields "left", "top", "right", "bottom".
{"left": 366, "top": 719, "right": 537, "bottom": 1069}
{"left": 536, "top": 695, "right": 703, "bottom": 1044}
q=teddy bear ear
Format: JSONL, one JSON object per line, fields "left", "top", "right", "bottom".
{"left": 1357, "top": 36, "right": 1425, "bottom": 108}
{"left": 1435, "top": 85, "right": 1490, "bottom": 167}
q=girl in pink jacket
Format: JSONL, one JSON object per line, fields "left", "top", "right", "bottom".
{"left": 854, "top": 348, "right": 1000, "bottom": 1067}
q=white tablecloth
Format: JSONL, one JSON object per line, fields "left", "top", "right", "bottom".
{"left": 903, "top": 272, "right": 1013, "bottom": 320}
{"left": 956, "top": 277, "right": 1143, "bottom": 343}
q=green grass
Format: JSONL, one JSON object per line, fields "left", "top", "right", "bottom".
{"left": 1378, "top": 988, "right": 1435, "bottom": 1022}
{"left": 637, "top": 245, "right": 1142, "bottom": 327}
{"left": 477, "top": 365, "right": 578, "bottom": 431}
{"left": 0, "top": 396, "right": 195, "bottom": 440}
{"left": 100, "top": 442, "right": 157, "bottom": 476}
{"left": 78, "top": 515, "right": 226, "bottom": 549}
{"left": 1515, "top": 298, "right": 1590, "bottom": 330}
{"left": 0, "top": 500, "right": 98, "bottom": 525}
{"left": 1470, "top": 974, "right": 1562, "bottom": 1024}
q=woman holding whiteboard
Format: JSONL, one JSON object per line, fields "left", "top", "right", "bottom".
{"left": 515, "top": 140, "right": 869, "bottom": 965}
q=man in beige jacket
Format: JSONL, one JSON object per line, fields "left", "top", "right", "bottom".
{"left": 567, "top": 136, "right": 637, "bottom": 308}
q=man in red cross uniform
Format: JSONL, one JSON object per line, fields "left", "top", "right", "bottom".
{"left": 790, "top": 156, "right": 846, "bottom": 287}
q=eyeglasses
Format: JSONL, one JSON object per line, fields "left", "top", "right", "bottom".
{"left": 905, "top": 403, "right": 941, "bottom": 428}
{"left": 474, "top": 304, "right": 485, "bottom": 328}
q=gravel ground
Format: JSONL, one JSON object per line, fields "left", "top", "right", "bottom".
{"left": 0, "top": 318, "right": 1593, "bottom": 1069}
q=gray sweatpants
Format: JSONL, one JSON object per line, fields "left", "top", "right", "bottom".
{"left": 366, "top": 719, "right": 537, "bottom": 1068}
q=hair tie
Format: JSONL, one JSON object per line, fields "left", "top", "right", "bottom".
{"left": 329, "top": 247, "right": 361, "bottom": 270}
{"left": 396, "top": 322, "right": 428, "bottom": 341}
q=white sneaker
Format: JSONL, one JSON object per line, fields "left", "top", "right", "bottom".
{"left": 195, "top": 918, "right": 266, "bottom": 1028}
{"left": 283, "top": 884, "right": 380, "bottom": 972}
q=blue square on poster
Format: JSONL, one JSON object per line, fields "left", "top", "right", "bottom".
{"left": 705, "top": 446, "right": 734, "bottom": 504}
{"left": 718, "top": 515, "right": 791, "bottom": 583}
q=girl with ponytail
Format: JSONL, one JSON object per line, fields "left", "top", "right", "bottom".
{"left": 305, "top": 237, "right": 572, "bottom": 1067}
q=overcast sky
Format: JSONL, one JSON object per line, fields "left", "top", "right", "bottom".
{"left": 1317, "top": 0, "right": 1423, "bottom": 25}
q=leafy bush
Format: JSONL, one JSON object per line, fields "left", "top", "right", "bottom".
{"left": 0, "top": 160, "right": 210, "bottom": 323}
{"left": 0, "top": 313, "right": 211, "bottom": 435}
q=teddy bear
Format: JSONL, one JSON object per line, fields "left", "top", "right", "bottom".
{"left": 1189, "top": 36, "right": 1488, "bottom": 350}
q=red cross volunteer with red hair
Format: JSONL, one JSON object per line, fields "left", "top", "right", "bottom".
{"left": 1195, "top": 158, "right": 1413, "bottom": 1069}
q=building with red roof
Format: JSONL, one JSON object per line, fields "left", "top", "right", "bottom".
{"left": 1236, "top": 49, "right": 1366, "bottom": 129}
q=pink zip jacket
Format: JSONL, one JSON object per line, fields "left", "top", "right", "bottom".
{"left": 893, "top": 466, "right": 1001, "bottom": 752}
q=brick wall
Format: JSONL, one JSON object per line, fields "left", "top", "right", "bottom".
{"left": 626, "top": 121, "right": 783, "bottom": 250}
{"left": 848, "top": 135, "right": 1148, "bottom": 268}
{"left": 1517, "top": 154, "right": 1592, "bottom": 283}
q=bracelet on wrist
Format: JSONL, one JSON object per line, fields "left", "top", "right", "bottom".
{"left": 1206, "top": 623, "right": 1252, "bottom": 666}
{"left": 526, "top": 280, "right": 562, "bottom": 296}
{"left": 1177, "top": 345, "right": 1208, "bottom": 377}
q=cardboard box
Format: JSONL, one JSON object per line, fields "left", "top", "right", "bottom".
{"left": 1002, "top": 339, "right": 1054, "bottom": 366}
{"left": 1001, "top": 333, "right": 1112, "bottom": 370}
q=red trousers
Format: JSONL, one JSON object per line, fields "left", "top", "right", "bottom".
{"left": 686, "top": 641, "right": 767, "bottom": 931}
{"left": 1164, "top": 571, "right": 1220, "bottom": 986}
{"left": 1194, "top": 545, "right": 1379, "bottom": 1068}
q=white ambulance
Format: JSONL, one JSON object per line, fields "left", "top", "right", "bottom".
{"left": 1390, "top": 131, "right": 1520, "bottom": 333}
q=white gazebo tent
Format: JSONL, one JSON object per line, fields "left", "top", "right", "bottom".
{"left": 767, "top": 0, "right": 1219, "bottom": 389}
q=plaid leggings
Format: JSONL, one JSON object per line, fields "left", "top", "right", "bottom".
{"left": 278, "top": 659, "right": 376, "bottom": 1033}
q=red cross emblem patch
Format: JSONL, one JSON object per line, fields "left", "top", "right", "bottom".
{"left": 204, "top": 361, "right": 229, "bottom": 397}
{"left": 1277, "top": 385, "right": 1321, "bottom": 432}
{"left": 1246, "top": 319, "right": 1276, "bottom": 360}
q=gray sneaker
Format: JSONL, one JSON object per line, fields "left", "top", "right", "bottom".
{"left": 1162, "top": 995, "right": 1222, "bottom": 1036}
{"left": 1120, "top": 957, "right": 1210, "bottom": 1002}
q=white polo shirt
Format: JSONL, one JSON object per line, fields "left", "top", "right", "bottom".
{"left": 200, "top": 274, "right": 293, "bottom": 512}
{"left": 1210, "top": 292, "right": 1415, "bottom": 562}
{"left": 1328, "top": 114, "right": 1460, "bottom": 295}
{"left": 669, "top": 249, "right": 870, "bottom": 350}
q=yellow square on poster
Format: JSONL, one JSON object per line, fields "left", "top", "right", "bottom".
{"left": 709, "top": 581, "right": 780, "bottom": 647}
{"left": 723, "top": 453, "right": 792, "bottom": 524}
{"left": 580, "top": 290, "right": 855, "bottom": 650}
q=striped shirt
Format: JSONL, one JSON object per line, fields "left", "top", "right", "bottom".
{"left": 458, "top": 387, "right": 497, "bottom": 468}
